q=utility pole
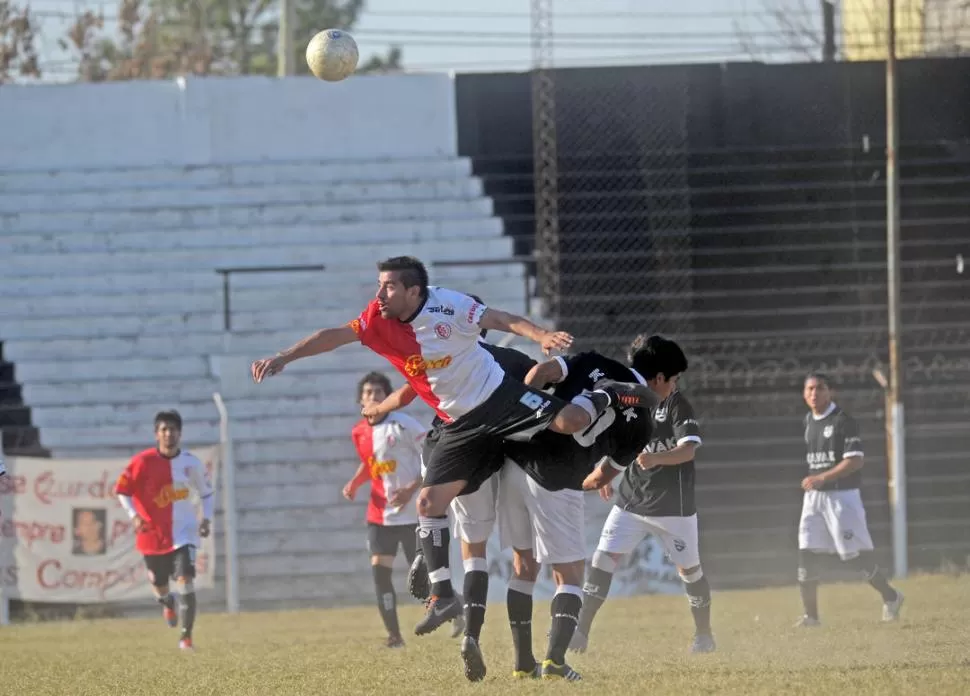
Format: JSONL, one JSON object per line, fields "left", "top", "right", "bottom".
{"left": 278, "top": 0, "right": 296, "bottom": 77}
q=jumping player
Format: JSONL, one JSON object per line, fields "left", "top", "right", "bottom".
{"left": 496, "top": 348, "right": 657, "bottom": 681}
{"left": 570, "top": 335, "right": 716, "bottom": 655}
{"left": 250, "top": 257, "right": 650, "bottom": 680}
{"left": 115, "top": 410, "right": 214, "bottom": 651}
{"left": 344, "top": 371, "right": 428, "bottom": 648}
{"left": 795, "top": 372, "right": 904, "bottom": 626}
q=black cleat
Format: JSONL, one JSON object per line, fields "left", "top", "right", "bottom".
{"left": 407, "top": 551, "right": 430, "bottom": 601}
{"left": 414, "top": 595, "right": 461, "bottom": 636}
{"left": 461, "top": 636, "right": 487, "bottom": 682}
{"left": 593, "top": 379, "right": 659, "bottom": 410}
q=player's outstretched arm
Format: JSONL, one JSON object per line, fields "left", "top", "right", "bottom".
{"left": 251, "top": 326, "right": 358, "bottom": 383}
{"left": 524, "top": 357, "right": 565, "bottom": 388}
{"left": 582, "top": 460, "right": 623, "bottom": 491}
{"left": 362, "top": 383, "right": 418, "bottom": 419}
{"left": 479, "top": 308, "right": 573, "bottom": 355}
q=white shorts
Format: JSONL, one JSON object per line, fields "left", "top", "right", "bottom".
{"left": 498, "top": 461, "right": 586, "bottom": 565}
{"left": 450, "top": 472, "right": 500, "bottom": 544}
{"left": 597, "top": 506, "right": 701, "bottom": 569}
{"left": 798, "top": 488, "right": 874, "bottom": 560}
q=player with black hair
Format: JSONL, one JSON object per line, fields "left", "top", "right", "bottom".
{"left": 570, "top": 335, "right": 717, "bottom": 655}
{"left": 250, "top": 258, "right": 645, "bottom": 681}
{"left": 343, "top": 371, "right": 428, "bottom": 648}
{"left": 795, "top": 372, "right": 904, "bottom": 626}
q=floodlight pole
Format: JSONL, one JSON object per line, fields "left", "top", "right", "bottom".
{"left": 885, "top": 0, "right": 907, "bottom": 579}
{"left": 279, "top": 0, "right": 296, "bottom": 77}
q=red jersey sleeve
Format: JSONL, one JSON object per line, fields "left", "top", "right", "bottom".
{"left": 348, "top": 300, "right": 380, "bottom": 345}
{"left": 114, "top": 457, "right": 140, "bottom": 497}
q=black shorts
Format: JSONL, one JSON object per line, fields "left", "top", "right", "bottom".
{"left": 144, "top": 545, "right": 196, "bottom": 586}
{"left": 367, "top": 523, "right": 418, "bottom": 561}
{"left": 423, "top": 376, "right": 567, "bottom": 489}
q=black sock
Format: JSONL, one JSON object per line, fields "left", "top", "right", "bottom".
{"left": 179, "top": 592, "right": 196, "bottom": 637}
{"left": 546, "top": 589, "right": 582, "bottom": 665}
{"left": 683, "top": 573, "right": 712, "bottom": 635}
{"left": 507, "top": 582, "right": 535, "bottom": 672}
{"left": 798, "top": 550, "right": 820, "bottom": 619}
{"left": 372, "top": 565, "right": 400, "bottom": 637}
{"left": 463, "top": 560, "right": 489, "bottom": 640}
{"left": 846, "top": 553, "right": 898, "bottom": 603}
{"left": 578, "top": 563, "right": 614, "bottom": 637}
{"left": 418, "top": 515, "right": 454, "bottom": 598}
{"left": 155, "top": 591, "right": 175, "bottom": 610}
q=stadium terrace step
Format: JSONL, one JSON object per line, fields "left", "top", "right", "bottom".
{"left": 0, "top": 157, "right": 472, "bottom": 194}
{"left": 0, "top": 177, "right": 484, "bottom": 214}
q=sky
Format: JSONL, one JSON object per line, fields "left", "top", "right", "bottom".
{"left": 25, "top": 0, "right": 829, "bottom": 83}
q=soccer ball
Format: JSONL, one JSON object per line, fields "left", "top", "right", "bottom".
{"left": 305, "top": 29, "right": 359, "bottom": 82}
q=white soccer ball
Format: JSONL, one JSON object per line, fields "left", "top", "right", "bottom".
{"left": 305, "top": 29, "right": 359, "bottom": 82}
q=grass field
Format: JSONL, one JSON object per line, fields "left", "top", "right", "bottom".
{"left": 2, "top": 574, "right": 968, "bottom": 695}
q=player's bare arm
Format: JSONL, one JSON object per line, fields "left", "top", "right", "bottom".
{"left": 251, "top": 325, "right": 359, "bottom": 382}
{"left": 343, "top": 460, "right": 370, "bottom": 501}
{"left": 524, "top": 357, "right": 565, "bottom": 388}
{"left": 582, "top": 460, "right": 623, "bottom": 490}
{"left": 637, "top": 443, "right": 697, "bottom": 468}
{"left": 802, "top": 455, "right": 864, "bottom": 491}
{"left": 478, "top": 308, "right": 573, "bottom": 355}
{"left": 362, "top": 383, "right": 417, "bottom": 419}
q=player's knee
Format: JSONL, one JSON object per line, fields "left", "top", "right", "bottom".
{"left": 553, "top": 560, "right": 585, "bottom": 587}
{"left": 461, "top": 539, "right": 487, "bottom": 559}
{"left": 512, "top": 549, "right": 540, "bottom": 582}
{"left": 678, "top": 564, "right": 703, "bottom": 583}
{"left": 175, "top": 577, "right": 195, "bottom": 595}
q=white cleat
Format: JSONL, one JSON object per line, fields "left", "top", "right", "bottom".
{"left": 567, "top": 630, "right": 588, "bottom": 653}
{"left": 882, "top": 590, "right": 905, "bottom": 622}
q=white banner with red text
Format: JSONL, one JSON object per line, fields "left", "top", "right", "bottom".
{"left": 0, "top": 447, "right": 220, "bottom": 603}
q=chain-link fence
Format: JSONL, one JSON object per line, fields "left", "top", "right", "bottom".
{"left": 458, "top": 57, "right": 970, "bottom": 587}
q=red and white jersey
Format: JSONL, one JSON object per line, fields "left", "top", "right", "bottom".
{"left": 351, "top": 412, "right": 427, "bottom": 526}
{"left": 350, "top": 287, "right": 506, "bottom": 422}
{"left": 115, "top": 448, "right": 214, "bottom": 556}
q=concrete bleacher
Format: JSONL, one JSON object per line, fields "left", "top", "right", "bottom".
{"left": 0, "top": 74, "right": 532, "bottom": 610}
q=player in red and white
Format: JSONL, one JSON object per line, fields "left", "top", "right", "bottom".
{"left": 251, "top": 257, "right": 648, "bottom": 681}
{"left": 344, "top": 371, "right": 458, "bottom": 648}
{"left": 115, "top": 410, "right": 214, "bottom": 651}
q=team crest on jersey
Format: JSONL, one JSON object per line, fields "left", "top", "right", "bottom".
{"left": 655, "top": 408, "right": 668, "bottom": 423}
{"left": 434, "top": 322, "right": 452, "bottom": 339}
{"left": 823, "top": 425, "right": 834, "bottom": 438}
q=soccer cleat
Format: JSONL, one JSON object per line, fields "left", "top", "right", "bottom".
{"left": 512, "top": 663, "right": 540, "bottom": 679}
{"left": 414, "top": 595, "right": 461, "bottom": 636}
{"left": 460, "top": 635, "right": 487, "bottom": 682}
{"left": 178, "top": 637, "right": 194, "bottom": 651}
{"left": 593, "top": 379, "right": 657, "bottom": 409}
{"left": 407, "top": 551, "right": 430, "bottom": 601}
{"left": 385, "top": 635, "right": 406, "bottom": 649}
{"left": 690, "top": 633, "right": 717, "bottom": 654}
{"left": 567, "top": 630, "right": 588, "bottom": 654}
{"left": 882, "top": 589, "right": 905, "bottom": 622}
{"left": 450, "top": 612, "right": 466, "bottom": 639}
{"left": 793, "top": 615, "right": 822, "bottom": 628}
{"left": 162, "top": 604, "right": 178, "bottom": 629}
{"left": 541, "top": 659, "right": 582, "bottom": 681}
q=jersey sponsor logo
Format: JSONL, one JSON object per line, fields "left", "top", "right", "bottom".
{"left": 153, "top": 484, "right": 190, "bottom": 508}
{"left": 434, "top": 322, "right": 452, "bottom": 339}
{"left": 822, "top": 425, "right": 834, "bottom": 438}
{"left": 466, "top": 303, "right": 482, "bottom": 324}
{"left": 426, "top": 305, "right": 455, "bottom": 316}
{"left": 368, "top": 456, "right": 398, "bottom": 476}
{"left": 644, "top": 437, "right": 678, "bottom": 453}
{"left": 403, "top": 354, "right": 453, "bottom": 377}
{"left": 806, "top": 451, "right": 837, "bottom": 469}
{"left": 348, "top": 319, "right": 363, "bottom": 335}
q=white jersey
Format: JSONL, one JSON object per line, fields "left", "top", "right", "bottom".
{"left": 351, "top": 412, "right": 426, "bottom": 526}
{"left": 351, "top": 286, "right": 506, "bottom": 422}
